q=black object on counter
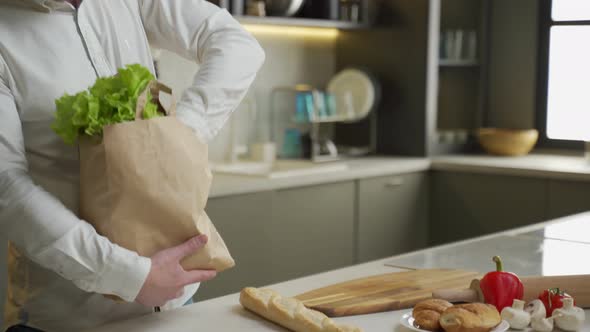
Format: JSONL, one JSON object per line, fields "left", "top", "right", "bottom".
{"left": 296, "top": 0, "right": 339, "bottom": 20}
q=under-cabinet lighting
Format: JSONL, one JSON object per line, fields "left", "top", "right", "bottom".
{"left": 242, "top": 24, "right": 339, "bottom": 39}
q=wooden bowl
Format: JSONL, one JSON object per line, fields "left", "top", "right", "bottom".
{"left": 476, "top": 128, "right": 538, "bottom": 156}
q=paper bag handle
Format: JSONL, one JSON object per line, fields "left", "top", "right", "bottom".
{"left": 135, "top": 80, "right": 177, "bottom": 120}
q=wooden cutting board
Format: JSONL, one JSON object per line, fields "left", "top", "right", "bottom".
{"left": 294, "top": 269, "right": 480, "bottom": 317}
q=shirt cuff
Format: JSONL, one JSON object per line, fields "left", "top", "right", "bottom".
{"left": 98, "top": 246, "right": 152, "bottom": 302}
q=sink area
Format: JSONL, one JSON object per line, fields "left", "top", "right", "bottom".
{"left": 211, "top": 160, "right": 349, "bottom": 179}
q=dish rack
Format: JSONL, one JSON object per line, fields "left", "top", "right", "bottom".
{"left": 270, "top": 85, "right": 376, "bottom": 162}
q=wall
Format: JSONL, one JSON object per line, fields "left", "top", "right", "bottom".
{"left": 487, "top": 0, "right": 538, "bottom": 129}
{"left": 156, "top": 31, "right": 337, "bottom": 162}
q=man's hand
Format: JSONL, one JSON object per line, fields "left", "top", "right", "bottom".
{"left": 135, "top": 234, "right": 217, "bottom": 307}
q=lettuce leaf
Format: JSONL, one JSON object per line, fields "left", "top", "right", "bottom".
{"left": 52, "top": 64, "right": 162, "bottom": 144}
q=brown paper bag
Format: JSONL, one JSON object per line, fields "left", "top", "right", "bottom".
{"left": 79, "top": 81, "right": 234, "bottom": 272}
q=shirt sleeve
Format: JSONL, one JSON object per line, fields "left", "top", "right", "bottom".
{"left": 138, "top": 0, "right": 265, "bottom": 142}
{"left": 0, "top": 74, "right": 151, "bottom": 302}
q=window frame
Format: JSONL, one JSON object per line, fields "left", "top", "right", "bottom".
{"left": 536, "top": 0, "right": 587, "bottom": 149}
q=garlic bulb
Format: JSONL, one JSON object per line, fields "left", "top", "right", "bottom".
{"left": 552, "top": 297, "right": 585, "bottom": 331}
{"left": 531, "top": 316, "right": 554, "bottom": 332}
{"left": 501, "top": 299, "right": 531, "bottom": 330}
{"left": 526, "top": 299, "right": 547, "bottom": 321}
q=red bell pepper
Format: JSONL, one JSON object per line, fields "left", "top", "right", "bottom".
{"left": 479, "top": 256, "right": 524, "bottom": 312}
{"left": 538, "top": 288, "right": 574, "bottom": 317}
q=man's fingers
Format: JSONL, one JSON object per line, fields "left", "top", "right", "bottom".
{"left": 169, "top": 234, "right": 208, "bottom": 261}
{"left": 180, "top": 269, "right": 217, "bottom": 286}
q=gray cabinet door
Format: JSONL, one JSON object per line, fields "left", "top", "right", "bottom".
{"left": 431, "top": 171, "right": 547, "bottom": 245}
{"left": 196, "top": 191, "right": 273, "bottom": 301}
{"left": 357, "top": 173, "right": 429, "bottom": 263}
{"left": 269, "top": 182, "right": 355, "bottom": 283}
{"left": 548, "top": 179, "right": 590, "bottom": 219}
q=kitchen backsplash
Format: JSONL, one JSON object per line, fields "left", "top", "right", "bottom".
{"left": 156, "top": 32, "right": 337, "bottom": 162}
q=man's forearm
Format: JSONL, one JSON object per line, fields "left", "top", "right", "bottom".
{"left": 0, "top": 168, "right": 150, "bottom": 301}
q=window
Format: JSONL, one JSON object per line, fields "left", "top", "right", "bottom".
{"left": 539, "top": 0, "right": 590, "bottom": 145}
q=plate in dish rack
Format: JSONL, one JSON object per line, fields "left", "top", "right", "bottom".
{"left": 399, "top": 313, "right": 509, "bottom": 332}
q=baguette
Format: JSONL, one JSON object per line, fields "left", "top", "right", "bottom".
{"left": 240, "top": 287, "right": 363, "bottom": 332}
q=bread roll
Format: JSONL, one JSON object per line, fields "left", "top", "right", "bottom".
{"left": 439, "top": 303, "right": 501, "bottom": 332}
{"left": 412, "top": 299, "right": 453, "bottom": 331}
{"left": 240, "top": 287, "right": 364, "bottom": 332}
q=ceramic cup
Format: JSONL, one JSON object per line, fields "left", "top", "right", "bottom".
{"left": 250, "top": 142, "right": 277, "bottom": 163}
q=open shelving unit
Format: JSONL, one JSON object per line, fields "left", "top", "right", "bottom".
{"left": 208, "top": 0, "right": 371, "bottom": 30}
{"left": 428, "top": 0, "right": 491, "bottom": 155}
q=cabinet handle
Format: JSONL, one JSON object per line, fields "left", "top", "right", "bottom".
{"left": 385, "top": 177, "right": 404, "bottom": 188}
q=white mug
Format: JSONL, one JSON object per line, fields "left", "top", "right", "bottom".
{"left": 250, "top": 142, "right": 276, "bottom": 164}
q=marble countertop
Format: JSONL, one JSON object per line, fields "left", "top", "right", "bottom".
{"left": 209, "top": 153, "right": 590, "bottom": 198}
{"left": 86, "top": 212, "right": 590, "bottom": 332}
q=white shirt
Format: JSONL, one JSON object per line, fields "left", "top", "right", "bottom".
{"left": 0, "top": 0, "right": 264, "bottom": 330}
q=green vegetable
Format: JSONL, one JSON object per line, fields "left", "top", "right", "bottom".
{"left": 52, "top": 64, "right": 161, "bottom": 144}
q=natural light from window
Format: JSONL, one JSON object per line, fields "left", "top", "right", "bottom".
{"left": 552, "top": 0, "right": 590, "bottom": 21}
{"left": 546, "top": 26, "right": 590, "bottom": 140}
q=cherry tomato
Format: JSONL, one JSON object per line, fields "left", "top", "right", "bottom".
{"left": 538, "top": 288, "right": 574, "bottom": 317}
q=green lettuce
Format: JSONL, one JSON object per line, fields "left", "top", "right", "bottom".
{"left": 52, "top": 64, "right": 162, "bottom": 144}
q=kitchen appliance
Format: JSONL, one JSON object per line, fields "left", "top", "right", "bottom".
{"left": 265, "top": 0, "right": 305, "bottom": 17}
{"left": 294, "top": 269, "right": 480, "bottom": 317}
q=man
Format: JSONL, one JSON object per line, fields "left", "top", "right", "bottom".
{"left": 0, "top": 0, "right": 265, "bottom": 331}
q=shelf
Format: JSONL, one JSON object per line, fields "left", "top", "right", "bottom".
{"left": 439, "top": 59, "right": 480, "bottom": 67}
{"left": 291, "top": 115, "right": 357, "bottom": 124}
{"left": 236, "top": 16, "right": 368, "bottom": 30}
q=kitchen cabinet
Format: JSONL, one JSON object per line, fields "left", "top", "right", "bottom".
{"left": 269, "top": 182, "right": 355, "bottom": 283}
{"left": 430, "top": 171, "right": 547, "bottom": 244}
{"left": 197, "top": 182, "right": 355, "bottom": 301}
{"left": 357, "top": 173, "right": 429, "bottom": 262}
{"left": 197, "top": 192, "right": 273, "bottom": 301}
{"left": 548, "top": 179, "right": 590, "bottom": 219}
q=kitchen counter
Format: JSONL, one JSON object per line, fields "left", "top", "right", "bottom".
{"left": 86, "top": 212, "right": 590, "bottom": 332}
{"left": 209, "top": 153, "right": 590, "bottom": 198}
{"left": 210, "top": 157, "right": 430, "bottom": 198}
{"left": 432, "top": 153, "right": 590, "bottom": 181}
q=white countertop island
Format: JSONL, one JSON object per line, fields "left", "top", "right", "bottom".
{"left": 86, "top": 213, "right": 590, "bottom": 332}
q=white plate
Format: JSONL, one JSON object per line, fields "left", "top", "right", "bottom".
{"left": 327, "top": 68, "right": 377, "bottom": 122}
{"left": 399, "top": 313, "right": 510, "bottom": 332}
